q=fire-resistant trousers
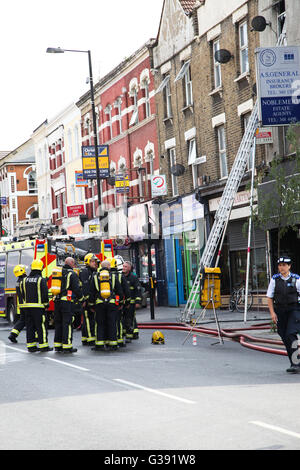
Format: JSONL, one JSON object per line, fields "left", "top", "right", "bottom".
{"left": 82, "top": 307, "right": 96, "bottom": 345}
{"left": 11, "top": 309, "right": 26, "bottom": 337}
{"left": 123, "top": 303, "right": 136, "bottom": 339}
{"left": 54, "top": 300, "right": 74, "bottom": 351}
{"left": 95, "top": 302, "right": 118, "bottom": 347}
{"left": 25, "top": 307, "right": 49, "bottom": 351}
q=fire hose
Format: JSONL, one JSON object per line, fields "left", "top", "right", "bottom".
{"left": 137, "top": 322, "right": 287, "bottom": 357}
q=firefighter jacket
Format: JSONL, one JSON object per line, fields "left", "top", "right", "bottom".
{"left": 123, "top": 272, "right": 142, "bottom": 305}
{"left": 79, "top": 265, "right": 97, "bottom": 301}
{"left": 21, "top": 270, "right": 49, "bottom": 309}
{"left": 16, "top": 274, "right": 27, "bottom": 314}
{"left": 111, "top": 268, "right": 131, "bottom": 305}
{"left": 89, "top": 270, "right": 124, "bottom": 306}
{"left": 57, "top": 265, "right": 84, "bottom": 303}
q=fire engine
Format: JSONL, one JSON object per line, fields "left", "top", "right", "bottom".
{"left": 0, "top": 236, "right": 114, "bottom": 324}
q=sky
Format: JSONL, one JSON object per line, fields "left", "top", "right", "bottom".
{"left": 0, "top": 0, "right": 163, "bottom": 151}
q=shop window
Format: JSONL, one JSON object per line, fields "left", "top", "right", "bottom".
{"left": 230, "top": 247, "right": 268, "bottom": 292}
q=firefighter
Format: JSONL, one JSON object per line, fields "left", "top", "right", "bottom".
{"left": 54, "top": 257, "right": 84, "bottom": 353}
{"left": 122, "top": 261, "right": 142, "bottom": 342}
{"left": 89, "top": 259, "right": 124, "bottom": 351}
{"left": 79, "top": 253, "right": 98, "bottom": 346}
{"left": 8, "top": 265, "right": 27, "bottom": 343}
{"left": 22, "top": 259, "right": 52, "bottom": 352}
{"left": 267, "top": 255, "right": 300, "bottom": 373}
{"left": 109, "top": 258, "right": 130, "bottom": 347}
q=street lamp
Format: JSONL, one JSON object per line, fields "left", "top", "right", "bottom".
{"left": 46, "top": 47, "right": 102, "bottom": 228}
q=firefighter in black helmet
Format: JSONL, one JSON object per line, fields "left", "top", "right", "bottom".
{"left": 22, "top": 259, "right": 52, "bottom": 352}
{"left": 54, "top": 257, "right": 84, "bottom": 353}
{"left": 122, "top": 261, "right": 142, "bottom": 342}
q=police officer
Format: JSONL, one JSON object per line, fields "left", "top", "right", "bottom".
{"left": 122, "top": 261, "right": 142, "bottom": 342}
{"left": 109, "top": 258, "right": 130, "bottom": 347}
{"left": 54, "top": 257, "right": 84, "bottom": 353}
{"left": 79, "top": 253, "right": 98, "bottom": 346}
{"left": 8, "top": 265, "right": 27, "bottom": 343}
{"left": 89, "top": 259, "right": 124, "bottom": 351}
{"left": 267, "top": 255, "right": 300, "bottom": 373}
{"left": 22, "top": 259, "right": 52, "bottom": 352}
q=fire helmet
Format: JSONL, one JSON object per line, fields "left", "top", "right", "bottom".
{"left": 31, "top": 259, "right": 44, "bottom": 271}
{"left": 13, "top": 265, "right": 26, "bottom": 278}
{"left": 152, "top": 331, "right": 165, "bottom": 345}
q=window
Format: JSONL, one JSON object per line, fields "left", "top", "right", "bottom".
{"left": 144, "top": 82, "right": 151, "bottom": 118}
{"left": 239, "top": 21, "right": 249, "bottom": 74}
{"left": 164, "top": 77, "right": 172, "bottom": 118}
{"left": 129, "top": 88, "right": 139, "bottom": 126}
{"left": 56, "top": 194, "right": 61, "bottom": 218}
{"left": 175, "top": 61, "right": 193, "bottom": 107}
{"left": 276, "top": 0, "right": 286, "bottom": 35}
{"left": 187, "top": 138, "right": 197, "bottom": 166}
{"left": 213, "top": 39, "right": 222, "bottom": 89}
{"left": 169, "top": 148, "right": 178, "bottom": 196}
{"left": 10, "top": 176, "right": 15, "bottom": 193}
{"left": 68, "top": 129, "right": 73, "bottom": 161}
{"left": 184, "top": 64, "right": 193, "bottom": 106}
{"left": 114, "top": 98, "right": 122, "bottom": 135}
{"left": 105, "top": 105, "right": 113, "bottom": 140}
{"left": 217, "top": 126, "right": 228, "bottom": 178}
{"left": 28, "top": 171, "right": 37, "bottom": 194}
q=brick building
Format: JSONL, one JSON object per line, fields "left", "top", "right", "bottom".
{"left": 0, "top": 139, "right": 38, "bottom": 236}
{"left": 150, "top": 0, "right": 267, "bottom": 305}
{"left": 77, "top": 41, "right": 165, "bottom": 295}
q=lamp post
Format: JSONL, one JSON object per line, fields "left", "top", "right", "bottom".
{"left": 46, "top": 47, "right": 102, "bottom": 226}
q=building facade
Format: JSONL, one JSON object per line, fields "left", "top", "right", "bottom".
{"left": 151, "top": 0, "right": 269, "bottom": 306}
{"left": 0, "top": 140, "right": 38, "bottom": 236}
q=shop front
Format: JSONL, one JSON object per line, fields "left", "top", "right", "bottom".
{"left": 162, "top": 195, "right": 205, "bottom": 307}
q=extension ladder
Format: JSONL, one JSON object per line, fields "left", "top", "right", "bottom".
{"left": 181, "top": 101, "right": 259, "bottom": 322}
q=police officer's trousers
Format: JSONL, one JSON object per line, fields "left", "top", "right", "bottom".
{"left": 54, "top": 300, "right": 74, "bottom": 351}
{"left": 95, "top": 303, "right": 118, "bottom": 347}
{"left": 26, "top": 307, "right": 49, "bottom": 351}
{"left": 275, "top": 305, "right": 300, "bottom": 366}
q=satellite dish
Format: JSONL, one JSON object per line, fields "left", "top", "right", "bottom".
{"left": 170, "top": 164, "right": 185, "bottom": 177}
{"left": 214, "top": 49, "right": 233, "bottom": 64}
{"left": 107, "top": 176, "right": 115, "bottom": 186}
{"left": 251, "top": 16, "right": 268, "bottom": 32}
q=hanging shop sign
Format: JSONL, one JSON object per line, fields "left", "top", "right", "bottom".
{"left": 256, "top": 46, "right": 300, "bottom": 126}
{"left": 115, "top": 174, "right": 130, "bottom": 194}
{"left": 82, "top": 145, "right": 109, "bottom": 179}
{"left": 255, "top": 127, "right": 273, "bottom": 144}
{"left": 75, "top": 171, "right": 88, "bottom": 187}
{"left": 151, "top": 175, "right": 167, "bottom": 197}
{"left": 67, "top": 204, "right": 85, "bottom": 218}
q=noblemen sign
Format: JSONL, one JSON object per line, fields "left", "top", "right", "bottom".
{"left": 256, "top": 46, "right": 300, "bottom": 126}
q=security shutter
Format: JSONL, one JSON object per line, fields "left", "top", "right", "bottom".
{"left": 228, "top": 219, "right": 266, "bottom": 251}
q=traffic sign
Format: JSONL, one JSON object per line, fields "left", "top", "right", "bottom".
{"left": 151, "top": 175, "right": 167, "bottom": 197}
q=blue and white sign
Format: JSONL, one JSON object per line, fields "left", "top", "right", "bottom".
{"left": 256, "top": 46, "right": 300, "bottom": 126}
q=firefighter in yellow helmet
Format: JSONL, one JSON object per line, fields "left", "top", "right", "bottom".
{"left": 79, "top": 253, "right": 98, "bottom": 346}
{"left": 8, "top": 265, "right": 27, "bottom": 343}
{"left": 21, "top": 259, "right": 52, "bottom": 352}
{"left": 109, "top": 258, "right": 130, "bottom": 347}
{"left": 54, "top": 257, "right": 84, "bottom": 353}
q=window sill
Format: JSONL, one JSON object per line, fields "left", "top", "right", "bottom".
{"left": 209, "top": 86, "right": 223, "bottom": 98}
{"left": 163, "top": 116, "right": 173, "bottom": 125}
{"left": 181, "top": 104, "right": 194, "bottom": 114}
{"left": 234, "top": 71, "right": 250, "bottom": 83}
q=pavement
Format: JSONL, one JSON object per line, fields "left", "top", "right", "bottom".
{"left": 136, "top": 304, "right": 282, "bottom": 347}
